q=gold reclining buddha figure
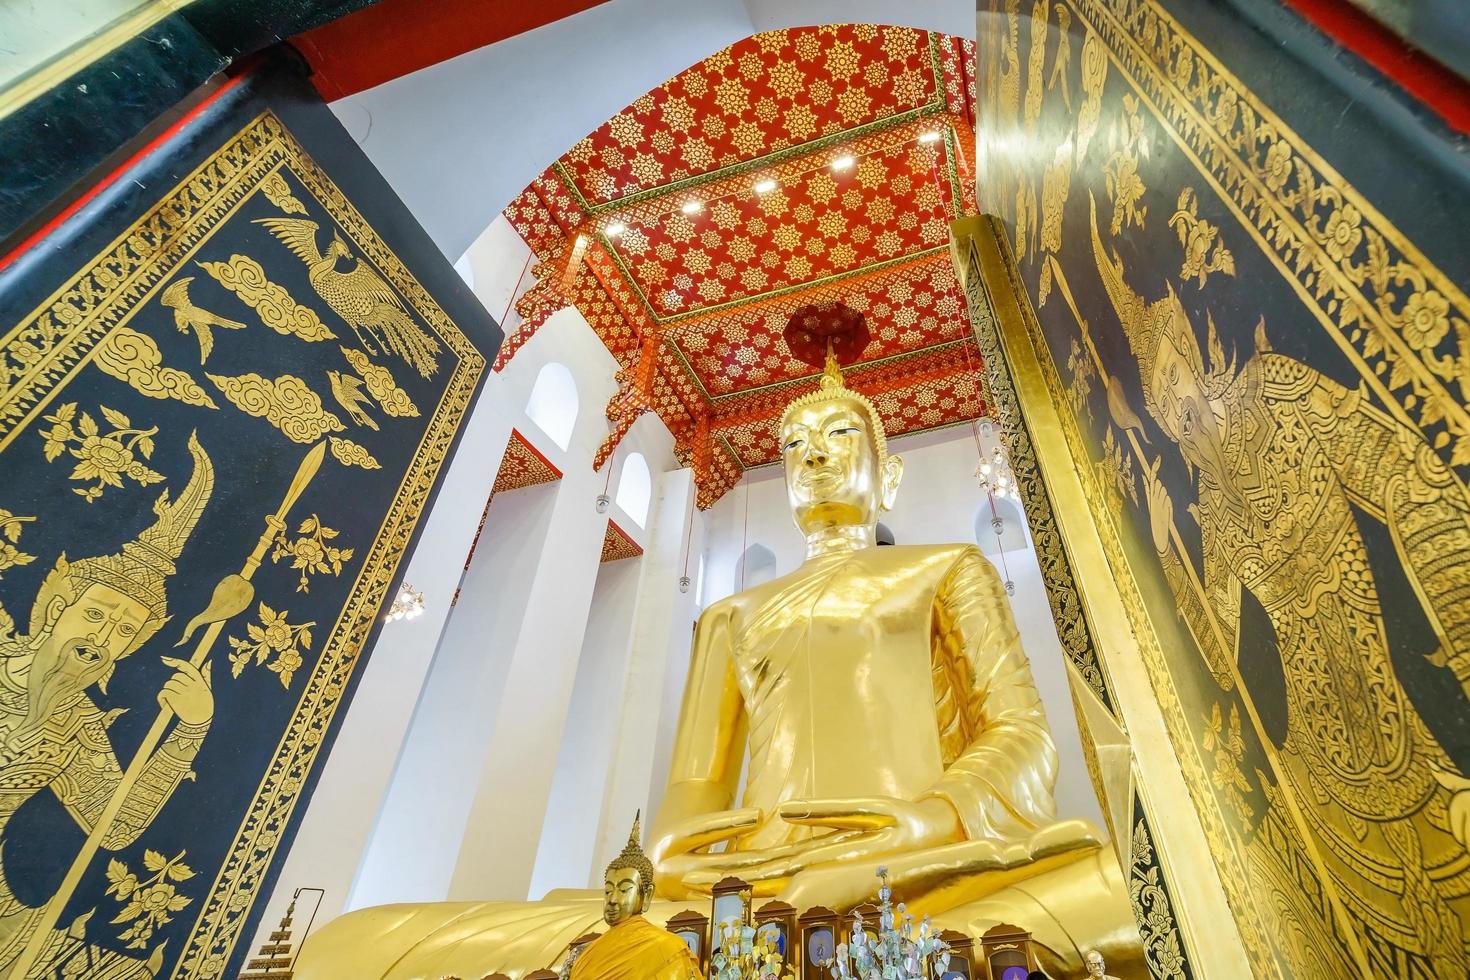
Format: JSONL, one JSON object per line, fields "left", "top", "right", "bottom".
{"left": 295, "top": 352, "right": 1142, "bottom": 978}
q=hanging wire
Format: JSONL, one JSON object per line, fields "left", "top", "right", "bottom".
{"left": 740, "top": 477, "right": 751, "bottom": 591}
{"left": 679, "top": 482, "right": 697, "bottom": 593}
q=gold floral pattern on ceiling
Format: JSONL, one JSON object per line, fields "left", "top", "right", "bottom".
{"left": 500, "top": 25, "right": 980, "bottom": 504}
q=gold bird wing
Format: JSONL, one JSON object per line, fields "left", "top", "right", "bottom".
{"left": 160, "top": 276, "right": 193, "bottom": 308}
{"left": 337, "top": 372, "right": 367, "bottom": 398}
{"left": 253, "top": 217, "right": 324, "bottom": 266}
{"left": 336, "top": 260, "right": 408, "bottom": 313}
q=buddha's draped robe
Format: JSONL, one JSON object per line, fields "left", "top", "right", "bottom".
{"left": 567, "top": 916, "right": 700, "bottom": 980}
{"left": 661, "top": 542, "right": 1058, "bottom": 856}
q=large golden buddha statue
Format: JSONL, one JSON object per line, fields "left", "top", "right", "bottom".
{"left": 295, "top": 354, "right": 1141, "bottom": 978}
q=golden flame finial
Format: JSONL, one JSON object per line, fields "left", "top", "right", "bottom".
{"left": 820, "top": 343, "right": 844, "bottom": 390}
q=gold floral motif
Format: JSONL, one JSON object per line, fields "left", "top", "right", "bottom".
{"left": 1103, "top": 94, "right": 1149, "bottom": 236}
{"left": 0, "top": 509, "right": 35, "bottom": 579}
{"left": 337, "top": 347, "right": 418, "bottom": 419}
{"left": 270, "top": 514, "right": 353, "bottom": 594}
{"left": 93, "top": 327, "right": 218, "bottom": 408}
{"left": 1129, "top": 817, "right": 1188, "bottom": 979}
{"left": 198, "top": 254, "right": 336, "bottom": 343}
{"left": 226, "top": 601, "right": 315, "bottom": 688}
{"left": 1066, "top": 337, "right": 1096, "bottom": 422}
{"left": 105, "top": 850, "right": 196, "bottom": 950}
{"left": 328, "top": 435, "right": 381, "bottom": 470}
{"left": 1203, "top": 703, "right": 1254, "bottom": 825}
{"left": 206, "top": 372, "right": 344, "bottom": 443}
{"left": 1168, "top": 188, "right": 1235, "bottom": 287}
{"left": 260, "top": 172, "right": 307, "bottom": 215}
{"left": 39, "top": 402, "right": 163, "bottom": 502}
{"left": 1097, "top": 427, "right": 1137, "bottom": 508}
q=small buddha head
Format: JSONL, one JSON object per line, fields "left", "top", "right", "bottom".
{"left": 603, "top": 811, "right": 656, "bottom": 926}
{"left": 1083, "top": 949, "right": 1106, "bottom": 977}
{"left": 778, "top": 351, "right": 903, "bottom": 535}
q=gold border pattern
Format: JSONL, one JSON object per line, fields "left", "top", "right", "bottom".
{"left": 1080, "top": 0, "right": 1470, "bottom": 465}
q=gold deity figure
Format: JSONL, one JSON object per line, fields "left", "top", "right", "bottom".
{"left": 294, "top": 352, "right": 1139, "bottom": 979}
{"left": 1089, "top": 201, "right": 1470, "bottom": 973}
{"left": 562, "top": 813, "right": 700, "bottom": 980}
{"left": 0, "top": 433, "right": 215, "bottom": 971}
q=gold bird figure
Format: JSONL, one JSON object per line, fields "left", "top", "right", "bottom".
{"left": 161, "top": 275, "right": 245, "bottom": 363}
{"left": 253, "top": 218, "right": 441, "bottom": 378}
{"left": 327, "top": 370, "right": 379, "bottom": 430}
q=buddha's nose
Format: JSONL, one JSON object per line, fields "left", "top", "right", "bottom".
{"left": 804, "top": 449, "right": 827, "bottom": 466}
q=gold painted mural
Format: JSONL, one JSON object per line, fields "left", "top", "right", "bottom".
{"left": 0, "top": 101, "right": 486, "bottom": 980}
{"left": 976, "top": 0, "right": 1470, "bottom": 976}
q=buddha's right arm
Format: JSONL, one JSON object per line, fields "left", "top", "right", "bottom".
{"left": 649, "top": 601, "right": 749, "bottom": 876}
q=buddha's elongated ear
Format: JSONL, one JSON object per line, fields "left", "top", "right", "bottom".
{"left": 879, "top": 454, "right": 904, "bottom": 511}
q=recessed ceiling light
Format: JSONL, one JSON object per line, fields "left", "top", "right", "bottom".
{"left": 605, "top": 222, "right": 627, "bottom": 236}
{"left": 754, "top": 178, "right": 777, "bottom": 194}
{"left": 918, "top": 130, "right": 943, "bottom": 143}
{"left": 831, "top": 155, "right": 855, "bottom": 171}
{"left": 682, "top": 200, "right": 703, "bottom": 214}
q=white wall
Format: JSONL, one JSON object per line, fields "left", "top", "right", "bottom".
{"left": 694, "top": 424, "right": 1107, "bottom": 831}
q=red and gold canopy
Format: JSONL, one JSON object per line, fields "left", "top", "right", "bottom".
{"left": 500, "top": 25, "right": 982, "bottom": 506}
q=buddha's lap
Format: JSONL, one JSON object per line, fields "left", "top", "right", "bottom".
{"left": 292, "top": 847, "right": 1140, "bottom": 979}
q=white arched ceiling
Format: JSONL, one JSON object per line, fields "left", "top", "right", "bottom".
{"left": 331, "top": 0, "right": 972, "bottom": 258}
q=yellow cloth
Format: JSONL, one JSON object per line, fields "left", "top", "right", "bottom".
{"left": 568, "top": 915, "right": 701, "bottom": 980}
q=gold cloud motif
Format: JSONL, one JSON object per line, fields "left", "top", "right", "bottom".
{"left": 93, "top": 328, "right": 218, "bottom": 409}
{"left": 329, "top": 436, "right": 381, "bottom": 470}
{"left": 260, "top": 172, "right": 308, "bottom": 215}
{"left": 207, "top": 372, "right": 343, "bottom": 443}
{"left": 340, "top": 346, "right": 419, "bottom": 417}
{"left": 198, "top": 255, "right": 335, "bottom": 342}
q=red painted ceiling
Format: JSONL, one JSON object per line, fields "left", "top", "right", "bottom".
{"left": 501, "top": 25, "right": 982, "bottom": 506}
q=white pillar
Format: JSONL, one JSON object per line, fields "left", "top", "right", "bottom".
{"left": 528, "top": 557, "right": 643, "bottom": 897}
{"left": 247, "top": 379, "right": 515, "bottom": 944}
{"left": 595, "top": 468, "right": 701, "bottom": 865}
{"left": 447, "top": 465, "right": 609, "bottom": 900}
{"left": 349, "top": 475, "right": 558, "bottom": 907}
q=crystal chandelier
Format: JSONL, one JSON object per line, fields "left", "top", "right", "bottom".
{"left": 385, "top": 582, "right": 425, "bottom": 623}
{"left": 974, "top": 444, "right": 1016, "bottom": 499}
{"left": 826, "top": 868, "right": 952, "bottom": 978}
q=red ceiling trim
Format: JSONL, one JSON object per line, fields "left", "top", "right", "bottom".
{"left": 292, "top": 0, "right": 610, "bottom": 102}
{"left": 1277, "top": 0, "right": 1470, "bottom": 136}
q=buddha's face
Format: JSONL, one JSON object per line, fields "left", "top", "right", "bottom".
{"left": 602, "top": 866, "right": 647, "bottom": 926}
{"left": 25, "top": 582, "right": 147, "bottom": 728}
{"left": 780, "top": 397, "right": 902, "bottom": 534}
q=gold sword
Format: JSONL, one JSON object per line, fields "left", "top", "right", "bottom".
{"left": 8, "top": 440, "right": 327, "bottom": 980}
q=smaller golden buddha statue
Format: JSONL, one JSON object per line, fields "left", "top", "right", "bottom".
{"left": 565, "top": 813, "right": 701, "bottom": 980}
{"left": 1083, "top": 948, "right": 1120, "bottom": 980}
